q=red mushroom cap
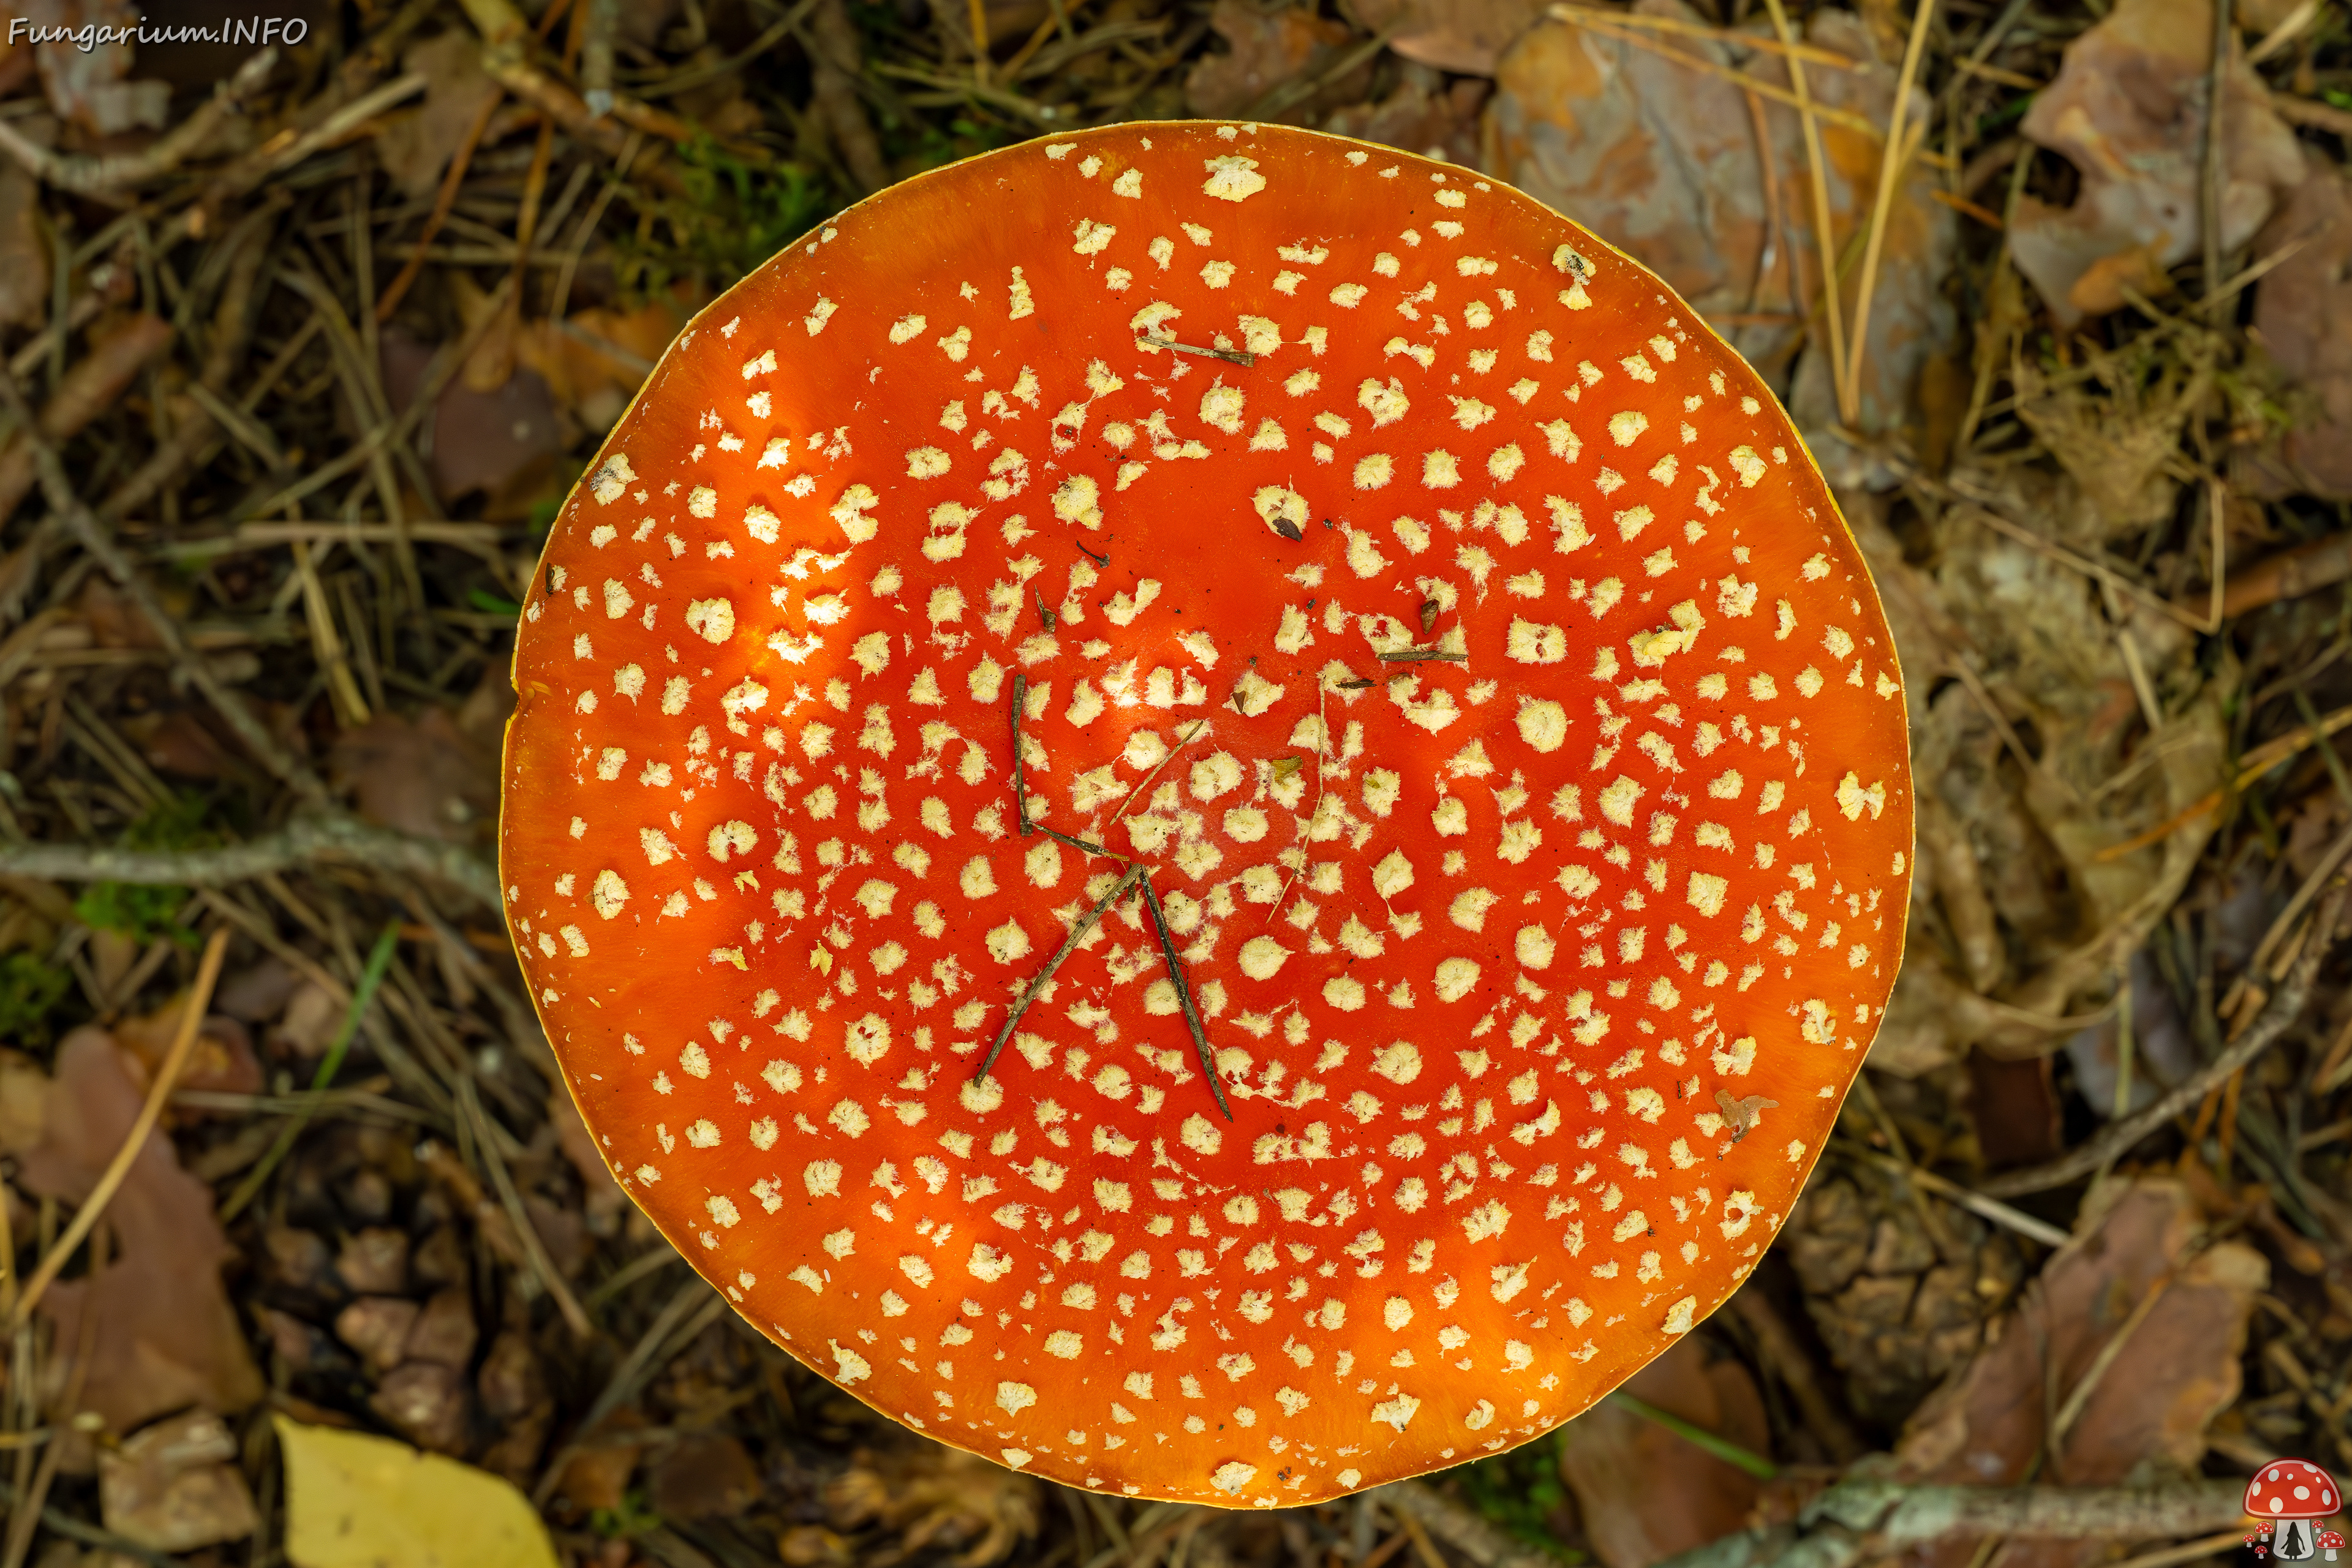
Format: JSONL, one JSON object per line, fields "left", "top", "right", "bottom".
{"left": 2247, "top": 1461, "right": 2343, "bottom": 1520}
{"left": 2321, "top": 1530, "right": 2346, "bottom": 1548}
{"left": 500, "top": 123, "right": 1913, "bottom": 1507}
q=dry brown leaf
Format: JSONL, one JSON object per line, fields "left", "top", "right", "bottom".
{"left": 648, "top": 1432, "right": 764, "bottom": 1521}
{"left": 1556, "top": 1337, "right": 1771, "bottom": 1568}
{"left": 1184, "top": 0, "right": 1373, "bottom": 122}
{"left": 373, "top": 31, "right": 502, "bottom": 202}
{"left": 1483, "top": 1, "right": 1957, "bottom": 480}
{"left": 15, "top": 1027, "right": 263, "bottom": 1466}
{"left": 1321, "top": 65, "right": 1490, "bottom": 167}
{"left": 1349, "top": 0, "right": 1550, "bottom": 75}
{"left": 511, "top": 288, "right": 703, "bottom": 435}
{"left": 2010, "top": 0, "right": 2304, "bottom": 324}
{"left": 2245, "top": 149, "right": 2352, "bottom": 498}
{"left": 824, "top": 1442, "right": 1043, "bottom": 1568}
{"left": 381, "top": 326, "right": 571, "bottom": 518}
{"left": 328, "top": 704, "right": 498, "bottom": 846}
{"left": 1892, "top": 1177, "right": 2264, "bottom": 1568}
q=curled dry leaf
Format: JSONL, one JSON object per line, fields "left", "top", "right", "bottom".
{"left": 15, "top": 1027, "right": 263, "bottom": 1463}
{"left": 2010, "top": 0, "right": 2303, "bottom": 325}
{"left": 276, "top": 1415, "right": 560, "bottom": 1568}
{"left": 1184, "top": 0, "right": 1375, "bottom": 122}
{"left": 1890, "top": 1177, "right": 2265, "bottom": 1568}
{"left": 1484, "top": 1, "right": 1957, "bottom": 479}
{"left": 97, "top": 1407, "right": 259, "bottom": 1554}
{"left": 328, "top": 703, "right": 499, "bottom": 846}
{"left": 1321, "top": 64, "right": 1491, "bottom": 170}
{"left": 1556, "top": 1336, "right": 1771, "bottom": 1568}
{"left": 1850, "top": 479, "right": 2229, "bottom": 1076}
{"left": 823, "top": 1443, "right": 1044, "bottom": 1568}
{"left": 381, "top": 326, "right": 571, "bottom": 518}
{"left": 1347, "top": 0, "right": 1551, "bottom": 75}
{"left": 20, "top": 0, "right": 168, "bottom": 135}
{"left": 374, "top": 31, "right": 501, "bottom": 202}
{"left": 2243, "top": 149, "right": 2352, "bottom": 499}
{"left": 114, "top": 990, "right": 262, "bottom": 1100}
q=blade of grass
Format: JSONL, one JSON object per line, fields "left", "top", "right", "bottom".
{"left": 219, "top": 922, "right": 401, "bottom": 1223}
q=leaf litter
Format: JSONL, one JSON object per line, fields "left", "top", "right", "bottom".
{"left": 0, "top": 0, "right": 2347, "bottom": 1564}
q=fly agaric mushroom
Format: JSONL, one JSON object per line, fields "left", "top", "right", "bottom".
{"left": 2320, "top": 1529, "right": 2343, "bottom": 1561}
{"left": 500, "top": 122, "right": 1912, "bottom": 1507}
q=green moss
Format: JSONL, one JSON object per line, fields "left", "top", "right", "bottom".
{"left": 612, "top": 138, "right": 835, "bottom": 296}
{"left": 0, "top": 952, "right": 72, "bottom": 1047}
{"left": 72, "top": 792, "right": 217, "bottom": 948}
{"left": 1450, "top": 1431, "right": 1582, "bottom": 1561}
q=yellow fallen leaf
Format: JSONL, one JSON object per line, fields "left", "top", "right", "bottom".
{"left": 276, "top": 1416, "right": 559, "bottom": 1568}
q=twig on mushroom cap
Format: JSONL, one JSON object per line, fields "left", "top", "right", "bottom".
{"left": 1379, "top": 650, "right": 1468, "bottom": 663}
{"left": 1140, "top": 873, "right": 1231, "bottom": 1123}
{"left": 1140, "top": 336, "right": 1256, "bottom": 368}
{"left": 976, "top": 863, "right": 1148, "bottom": 1082}
{"left": 1011, "top": 671, "right": 1033, "bottom": 837}
{"left": 1107, "top": 714, "right": 1212, "bottom": 831}
{"left": 1039, "top": 825, "right": 1128, "bottom": 861}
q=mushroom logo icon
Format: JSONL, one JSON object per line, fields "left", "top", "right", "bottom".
{"left": 2320, "top": 1529, "right": 2344, "bottom": 1561}
{"left": 2246, "top": 1460, "right": 2343, "bottom": 1561}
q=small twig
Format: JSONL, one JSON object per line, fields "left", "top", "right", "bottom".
{"left": 530, "top": 1278, "right": 722, "bottom": 1507}
{"left": 2199, "top": 0, "right": 2230, "bottom": 311}
{"left": 1040, "top": 825, "right": 1128, "bottom": 861}
{"left": 1140, "top": 873, "right": 1229, "bottom": 1122}
{"left": 1379, "top": 649, "right": 1467, "bottom": 663}
{"left": 0, "top": 351, "right": 330, "bottom": 805}
{"left": 1139, "top": 336, "right": 1256, "bottom": 367}
{"left": 374, "top": 85, "right": 503, "bottom": 322}
{"left": 1011, "top": 672, "right": 1033, "bottom": 837}
{"left": 0, "top": 50, "right": 282, "bottom": 192}
{"left": 1107, "top": 715, "right": 1210, "bottom": 831}
{"left": 1981, "top": 878, "right": 2350, "bottom": 1197}
{"left": 0, "top": 815, "right": 500, "bottom": 909}
{"left": 14, "top": 928, "right": 228, "bottom": 1329}
{"left": 975, "top": 864, "right": 1146, "bottom": 1082}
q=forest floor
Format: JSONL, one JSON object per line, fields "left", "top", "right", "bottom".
{"left": 1, "top": 0, "right": 2351, "bottom": 1564}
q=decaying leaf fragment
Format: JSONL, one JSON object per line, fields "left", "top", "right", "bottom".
{"left": 2008, "top": 0, "right": 2303, "bottom": 324}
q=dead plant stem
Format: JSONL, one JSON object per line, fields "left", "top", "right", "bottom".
{"left": 1844, "top": 0, "right": 1939, "bottom": 428}
{"left": 1760, "top": 0, "right": 1850, "bottom": 422}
